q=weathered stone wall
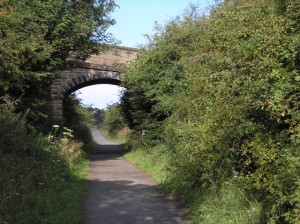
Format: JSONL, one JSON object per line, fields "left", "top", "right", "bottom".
{"left": 51, "top": 46, "right": 137, "bottom": 121}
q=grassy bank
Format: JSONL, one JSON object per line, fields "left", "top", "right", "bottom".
{"left": 125, "top": 146, "right": 262, "bottom": 224}
{"left": 40, "top": 139, "right": 99, "bottom": 224}
{"left": 41, "top": 154, "right": 89, "bottom": 224}
{"left": 0, "top": 106, "right": 92, "bottom": 224}
{"left": 0, "top": 142, "right": 90, "bottom": 224}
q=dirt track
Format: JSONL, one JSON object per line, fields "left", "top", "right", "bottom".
{"left": 84, "top": 129, "right": 191, "bottom": 224}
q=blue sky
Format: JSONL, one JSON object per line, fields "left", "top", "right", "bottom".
{"left": 108, "top": 0, "right": 212, "bottom": 48}
{"left": 77, "top": 0, "right": 211, "bottom": 109}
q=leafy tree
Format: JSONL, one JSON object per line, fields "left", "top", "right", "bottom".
{"left": 93, "top": 107, "right": 105, "bottom": 125}
{"left": 103, "top": 103, "right": 126, "bottom": 135}
{"left": 121, "top": 13, "right": 202, "bottom": 144}
{"left": 0, "top": 0, "right": 117, "bottom": 130}
{"left": 0, "top": 1, "right": 117, "bottom": 222}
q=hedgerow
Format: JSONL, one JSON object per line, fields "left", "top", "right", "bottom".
{"left": 122, "top": 0, "right": 300, "bottom": 222}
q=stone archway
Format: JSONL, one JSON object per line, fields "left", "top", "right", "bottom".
{"left": 51, "top": 46, "right": 137, "bottom": 121}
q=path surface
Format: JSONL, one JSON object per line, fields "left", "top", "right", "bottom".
{"left": 84, "top": 129, "right": 191, "bottom": 224}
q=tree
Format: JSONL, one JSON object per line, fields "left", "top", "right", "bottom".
{"left": 103, "top": 103, "right": 126, "bottom": 135}
{"left": 0, "top": 0, "right": 117, "bottom": 130}
{"left": 92, "top": 107, "right": 105, "bottom": 125}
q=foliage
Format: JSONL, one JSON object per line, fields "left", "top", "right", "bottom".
{"left": 40, "top": 154, "right": 89, "bottom": 224}
{"left": 0, "top": 0, "right": 117, "bottom": 130}
{"left": 125, "top": 145, "right": 170, "bottom": 183}
{"left": 125, "top": 146, "right": 262, "bottom": 224}
{"left": 87, "top": 106, "right": 105, "bottom": 125}
{"left": 103, "top": 103, "right": 126, "bottom": 135}
{"left": 0, "top": 1, "right": 117, "bottom": 223}
{"left": 0, "top": 103, "right": 85, "bottom": 224}
{"left": 122, "top": 0, "right": 300, "bottom": 222}
{"left": 63, "top": 93, "right": 94, "bottom": 143}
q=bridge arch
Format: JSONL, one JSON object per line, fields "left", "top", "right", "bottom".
{"left": 51, "top": 46, "right": 137, "bottom": 121}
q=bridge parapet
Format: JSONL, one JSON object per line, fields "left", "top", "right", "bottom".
{"left": 85, "top": 46, "right": 138, "bottom": 67}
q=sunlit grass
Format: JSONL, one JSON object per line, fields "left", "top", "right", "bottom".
{"left": 124, "top": 145, "right": 169, "bottom": 183}
{"left": 0, "top": 148, "right": 90, "bottom": 224}
{"left": 41, "top": 155, "right": 89, "bottom": 224}
{"left": 125, "top": 146, "right": 262, "bottom": 224}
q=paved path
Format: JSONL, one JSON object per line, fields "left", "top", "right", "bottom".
{"left": 84, "top": 129, "right": 191, "bottom": 224}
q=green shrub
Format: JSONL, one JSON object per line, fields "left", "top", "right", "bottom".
{"left": 68, "top": 122, "right": 93, "bottom": 144}
{"left": 125, "top": 146, "right": 262, "bottom": 224}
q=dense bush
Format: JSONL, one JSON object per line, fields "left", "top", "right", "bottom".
{"left": 63, "top": 94, "right": 94, "bottom": 143}
{"left": 122, "top": 0, "right": 300, "bottom": 222}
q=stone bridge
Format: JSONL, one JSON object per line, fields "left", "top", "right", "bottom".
{"left": 51, "top": 46, "right": 138, "bottom": 121}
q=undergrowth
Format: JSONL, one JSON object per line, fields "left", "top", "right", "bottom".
{"left": 0, "top": 104, "right": 89, "bottom": 224}
{"left": 41, "top": 155, "right": 89, "bottom": 224}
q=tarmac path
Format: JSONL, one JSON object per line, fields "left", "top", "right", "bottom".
{"left": 84, "top": 129, "right": 191, "bottom": 224}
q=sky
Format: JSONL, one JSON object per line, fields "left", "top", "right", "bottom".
{"left": 76, "top": 0, "right": 212, "bottom": 109}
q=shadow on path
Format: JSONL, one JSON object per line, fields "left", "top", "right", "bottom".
{"left": 90, "top": 144, "right": 125, "bottom": 155}
{"left": 85, "top": 180, "right": 189, "bottom": 224}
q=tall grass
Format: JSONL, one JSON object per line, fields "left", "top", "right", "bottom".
{"left": 0, "top": 103, "right": 89, "bottom": 224}
{"left": 41, "top": 155, "right": 89, "bottom": 224}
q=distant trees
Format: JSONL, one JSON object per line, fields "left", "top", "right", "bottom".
{"left": 93, "top": 107, "right": 105, "bottom": 125}
{"left": 103, "top": 103, "right": 126, "bottom": 135}
{"left": 121, "top": 0, "right": 300, "bottom": 222}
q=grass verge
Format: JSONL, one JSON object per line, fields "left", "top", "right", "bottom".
{"left": 124, "top": 145, "right": 169, "bottom": 183}
{"left": 0, "top": 147, "right": 90, "bottom": 224}
{"left": 125, "top": 145, "right": 262, "bottom": 224}
{"left": 98, "top": 128, "right": 128, "bottom": 144}
{"left": 41, "top": 154, "right": 89, "bottom": 224}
